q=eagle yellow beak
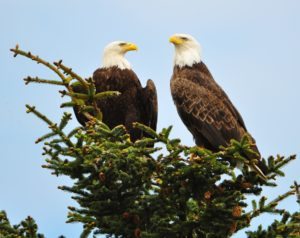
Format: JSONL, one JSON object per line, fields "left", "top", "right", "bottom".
{"left": 124, "top": 43, "right": 138, "bottom": 52}
{"left": 169, "top": 36, "right": 183, "bottom": 45}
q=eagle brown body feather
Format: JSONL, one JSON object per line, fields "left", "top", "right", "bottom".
{"left": 73, "top": 66, "right": 158, "bottom": 142}
{"left": 171, "top": 62, "right": 260, "bottom": 155}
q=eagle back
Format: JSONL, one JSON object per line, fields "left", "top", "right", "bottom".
{"left": 92, "top": 67, "right": 143, "bottom": 127}
{"left": 93, "top": 67, "right": 141, "bottom": 92}
{"left": 171, "top": 62, "right": 249, "bottom": 150}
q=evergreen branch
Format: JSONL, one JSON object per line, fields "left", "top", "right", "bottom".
{"left": 273, "top": 154, "right": 296, "bottom": 172}
{"left": 133, "top": 122, "right": 158, "bottom": 139}
{"left": 10, "top": 45, "right": 67, "bottom": 83}
{"left": 247, "top": 188, "right": 296, "bottom": 219}
{"left": 60, "top": 101, "right": 77, "bottom": 108}
{"left": 11, "top": 45, "right": 103, "bottom": 125}
{"left": 59, "top": 89, "right": 103, "bottom": 122}
{"left": 295, "top": 181, "right": 300, "bottom": 204}
{"left": 0, "top": 211, "right": 46, "bottom": 238}
{"left": 59, "top": 90, "right": 89, "bottom": 100}
{"left": 246, "top": 211, "right": 300, "bottom": 237}
{"left": 67, "top": 127, "right": 82, "bottom": 138}
{"left": 58, "top": 185, "right": 91, "bottom": 196}
{"left": 35, "top": 132, "right": 57, "bottom": 144}
{"left": 79, "top": 106, "right": 95, "bottom": 113}
{"left": 26, "top": 104, "right": 53, "bottom": 125}
{"left": 94, "top": 91, "right": 121, "bottom": 99}
{"left": 59, "top": 112, "right": 72, "bottom": 130}
{"left": 54, "top": 60, "right": 89, "bottom": 89}
{"left": 26, "top": 105, "right": 74, "bottom": 148}
{"left": 24, "top": 76, "right": 65, "bottom": 86}
{"left": 91, "top": 100, "right": 102, "bottom": 121}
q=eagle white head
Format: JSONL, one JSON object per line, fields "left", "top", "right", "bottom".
{"left": 102, "top": 41, "right": 138, "bottom": 70}
{"left": 169, "top": 33, "right": 202, "bottom": 68}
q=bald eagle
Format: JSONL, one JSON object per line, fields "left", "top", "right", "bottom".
{"left": 169, "top": 33, "right": 266, "bottom": 178}
{"left": 73, "top": 41, "right": 158, "bottom": 142}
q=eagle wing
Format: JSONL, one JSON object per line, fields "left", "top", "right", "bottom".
{"left": 171, "top": 63, "right": 265, "bottom": 177}
{"left": 71, "top": 81, "right": 89, "bottom": 126}
{"left": 171, "top": 75, "right": 245, "bottom": 150}
{"left": 198, "top": 62, "right": 247, "bottom": 131}
{"left": 141, "top": 79, "right": 158, "bottom": 132}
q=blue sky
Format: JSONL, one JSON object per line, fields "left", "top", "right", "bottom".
{"left": 1, "top": 0, "right": 299, "bottom": 237}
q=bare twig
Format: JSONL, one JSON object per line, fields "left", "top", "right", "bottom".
{"left": 10, "top": 45, "right": 67, "bottom": 83}
{"left": 26, "top": 104, "right": 74, "bottom": 148}
{"left": 54, "top": 60, "right": 89, "bottom": 89}
{"left": 24, "top": 76, "right": 65, "bottom": 86}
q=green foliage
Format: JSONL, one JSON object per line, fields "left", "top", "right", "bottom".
{"left": 26, "top": 109, "right": 297, "bottom": 238}
{"left": 2, "top": 45, "right": 298, "bottom": 238}
{"left": 0, "top": 211, "right": 45, "bottom": 238}
{"left": 246, "top": 212, "right": 300, "bottom": 238}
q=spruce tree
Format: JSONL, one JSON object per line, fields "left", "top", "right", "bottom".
{"left": 1, "top": 45, "right": 299, "bottom": 238}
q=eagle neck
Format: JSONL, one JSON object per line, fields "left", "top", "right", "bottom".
{"left": 102, "top": 53, "right": 131, "bottom": 70}
{"left": 173, "top": 46, "right": 202, "bottom": 68}
{"left": 174, "top": 62, "right": 201, "bottom": 73}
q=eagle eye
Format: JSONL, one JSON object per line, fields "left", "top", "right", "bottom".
{"left": 119, "top": 42, "right": 127, "bottom": 46}
{"left": 181, "top": 37, "right": 188, "bottom": 41}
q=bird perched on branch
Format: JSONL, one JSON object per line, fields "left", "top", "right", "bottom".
{"left": 73, "top": 41, "right": 158, "bottom": 142}
{"left": 169, "top": 33, "right": 266, "bottom": 179}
